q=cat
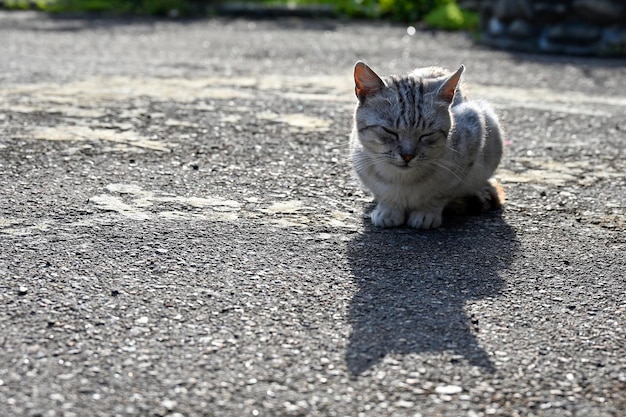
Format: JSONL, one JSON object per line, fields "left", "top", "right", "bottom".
{"left": 349, "top": 61, "right": 504, "bottom": 229}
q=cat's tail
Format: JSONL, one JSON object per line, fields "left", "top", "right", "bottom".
{"left": 444, "top": 178, "right": 505, "bottom": 216}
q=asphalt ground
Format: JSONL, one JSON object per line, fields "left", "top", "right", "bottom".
{"left": 0, "top": 11, "right": 625, "bottom": 417}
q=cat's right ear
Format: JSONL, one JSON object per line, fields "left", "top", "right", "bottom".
{"left": 436, "top": 65, "right": 465, "bottom": 105}
{"left": 354, "top": 62, "right": 384, "bottom": 102}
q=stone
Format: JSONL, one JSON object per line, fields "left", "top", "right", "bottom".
{"left": 601, "top": 28, "right": 626, "bottom": 55}
{"left": 488, "top": 17, "right": 507, "bottom": 37}
{"left": 478, "top": 0, "right": 626, "bottom": 56}
{"left": 161, "top": 399, "right": 177, "bottom": 410}
{"left": 508, "top": 19, "right": 536, "bottom": 39}
{"left": 435, "top": 385, "right": 464, "bottom": 395}
{"left": 574, "top": 0, "right": 624, "bottom": 25}
{"left": 538, "top": 35, "right": 595, "bottom": 55}
{"left": 546, "top": 23, "right": 602, "bottom": 44}
{"left": 533, "top": 2, "right": 568, "bottom": 24}
{"left": 494, "top": 0, "right": 533, "bottom": 22}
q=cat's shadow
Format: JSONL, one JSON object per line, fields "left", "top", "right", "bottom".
{"left": 345, "top": 211, "right": 519, "bottom": 376}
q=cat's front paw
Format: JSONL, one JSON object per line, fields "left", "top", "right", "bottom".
{"left": 407, "top": 211, "right": 442, "bottom": 229}
{"left": 371, "top": 205, "right": 405, "bottom": 228}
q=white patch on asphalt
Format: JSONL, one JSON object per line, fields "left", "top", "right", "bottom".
{"left": 0, "top": 217, "right": 24, "bottom": 228}
{"left": 498, "top": 158, "right": 622, "bottom": 186}
{"left": 256, "top": 112, "right": 331, "bottom": 130}
{"left": 29, "top": 126, "right": 169, "bottom": 152}
{"left": 4, "top": 103, "right": 106, "bottom": 118}
{"left": 219, "top": 114, "right": 242, "bottom": 124}
{"left": 89, "top": 194, "right": 152, "bottom": 221}
{"left": 327, "top": 210, "right": 354, "bottom": 228}
{"left": 58, "top": 187, "right": 355, "bottom": 229}
{"left": 0, "top": 220, "right": 52, "bottom": 236}
{"left": 90, "top": 183, "right": 242, "bottom": 221}
{"left": 261, "top": 200, "right": 305, "bottom": 214}
{"left": 473, "top": 84, "right": 626, "bottom": 116}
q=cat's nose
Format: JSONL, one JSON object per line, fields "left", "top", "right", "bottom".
{"left": 401, "top": 154, "right": 414, "bottom": 162}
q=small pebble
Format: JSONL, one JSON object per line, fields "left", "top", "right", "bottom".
{"left": 435, "top": 384, "right": 463, "bottom": 395}
{"left": 17, "top": 286, "right": 28, "bottom": 296}
{"left": 395, "top": 400, "right": 414, "bottom": 408}
{"left": 161, "top": 399, "right": 177, "bottom": 410}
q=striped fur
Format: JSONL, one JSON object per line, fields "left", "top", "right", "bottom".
{"left": 350, "top": 62, "right": 504, "bottom": 229}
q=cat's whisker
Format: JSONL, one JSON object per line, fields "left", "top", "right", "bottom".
{"left": 430, "top": 158, "right": 464, "bottom": 172}
{"left": 424, "top": 160, "right": 464, "bottom": 182}
{"left": 351, "top": 160, "right": 379, "bottom": 172}
{"left": 360, "top": 155, "right": 392, "bottom": 169}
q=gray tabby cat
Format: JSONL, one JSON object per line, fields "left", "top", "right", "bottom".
{"left": 350, "top": 62, "right": 504, "bottom": 229}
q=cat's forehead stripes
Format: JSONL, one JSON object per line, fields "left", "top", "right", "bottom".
{"left": 387, "top": 75, "right": 425, "bottom": 130}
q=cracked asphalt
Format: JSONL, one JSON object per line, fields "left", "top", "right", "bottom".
{"left": 1, "top": 11, "right": 625, "bottom": 417}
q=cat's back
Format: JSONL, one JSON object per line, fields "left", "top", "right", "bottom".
{"left": 452, "top": 99, "right": 502, "bottom": 140}
{"left": 450, "top": 99, "right": 503, "bottom": 176}
{"left": 408, "top": 66, "right": 450, "bottom": 79}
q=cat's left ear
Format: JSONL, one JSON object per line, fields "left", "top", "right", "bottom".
{"left": 354, "top": 62, "right": 385, "bottom": 102}
{"left": 437, "top": 65, "right": 465, "bottom": 105}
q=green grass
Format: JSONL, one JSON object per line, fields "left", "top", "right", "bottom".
{"left": 3, "top": 0, "right": 200, "bottom": 16}
{"left": 424, "top": 2, "right": 479, "bottom": 30}
{"left": 1, "top": 0, "right": 479, "bottom": 29}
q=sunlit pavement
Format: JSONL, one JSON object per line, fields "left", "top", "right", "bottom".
{"left": 1, "top": 12, "right": 625, "bottom": 417}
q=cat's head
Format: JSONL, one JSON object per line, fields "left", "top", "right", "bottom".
{"left": 352, "top": 61, "right": 464, "bottom": 169}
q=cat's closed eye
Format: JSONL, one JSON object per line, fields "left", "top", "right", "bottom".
{"left": 378, "top": 127, "right": 398, "bottom": 142}
{"left": 419, "top": 131, "right": 445, "bottom": 145}
{"left": 359, "top": 125, "right": 398, "bottom": 143}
